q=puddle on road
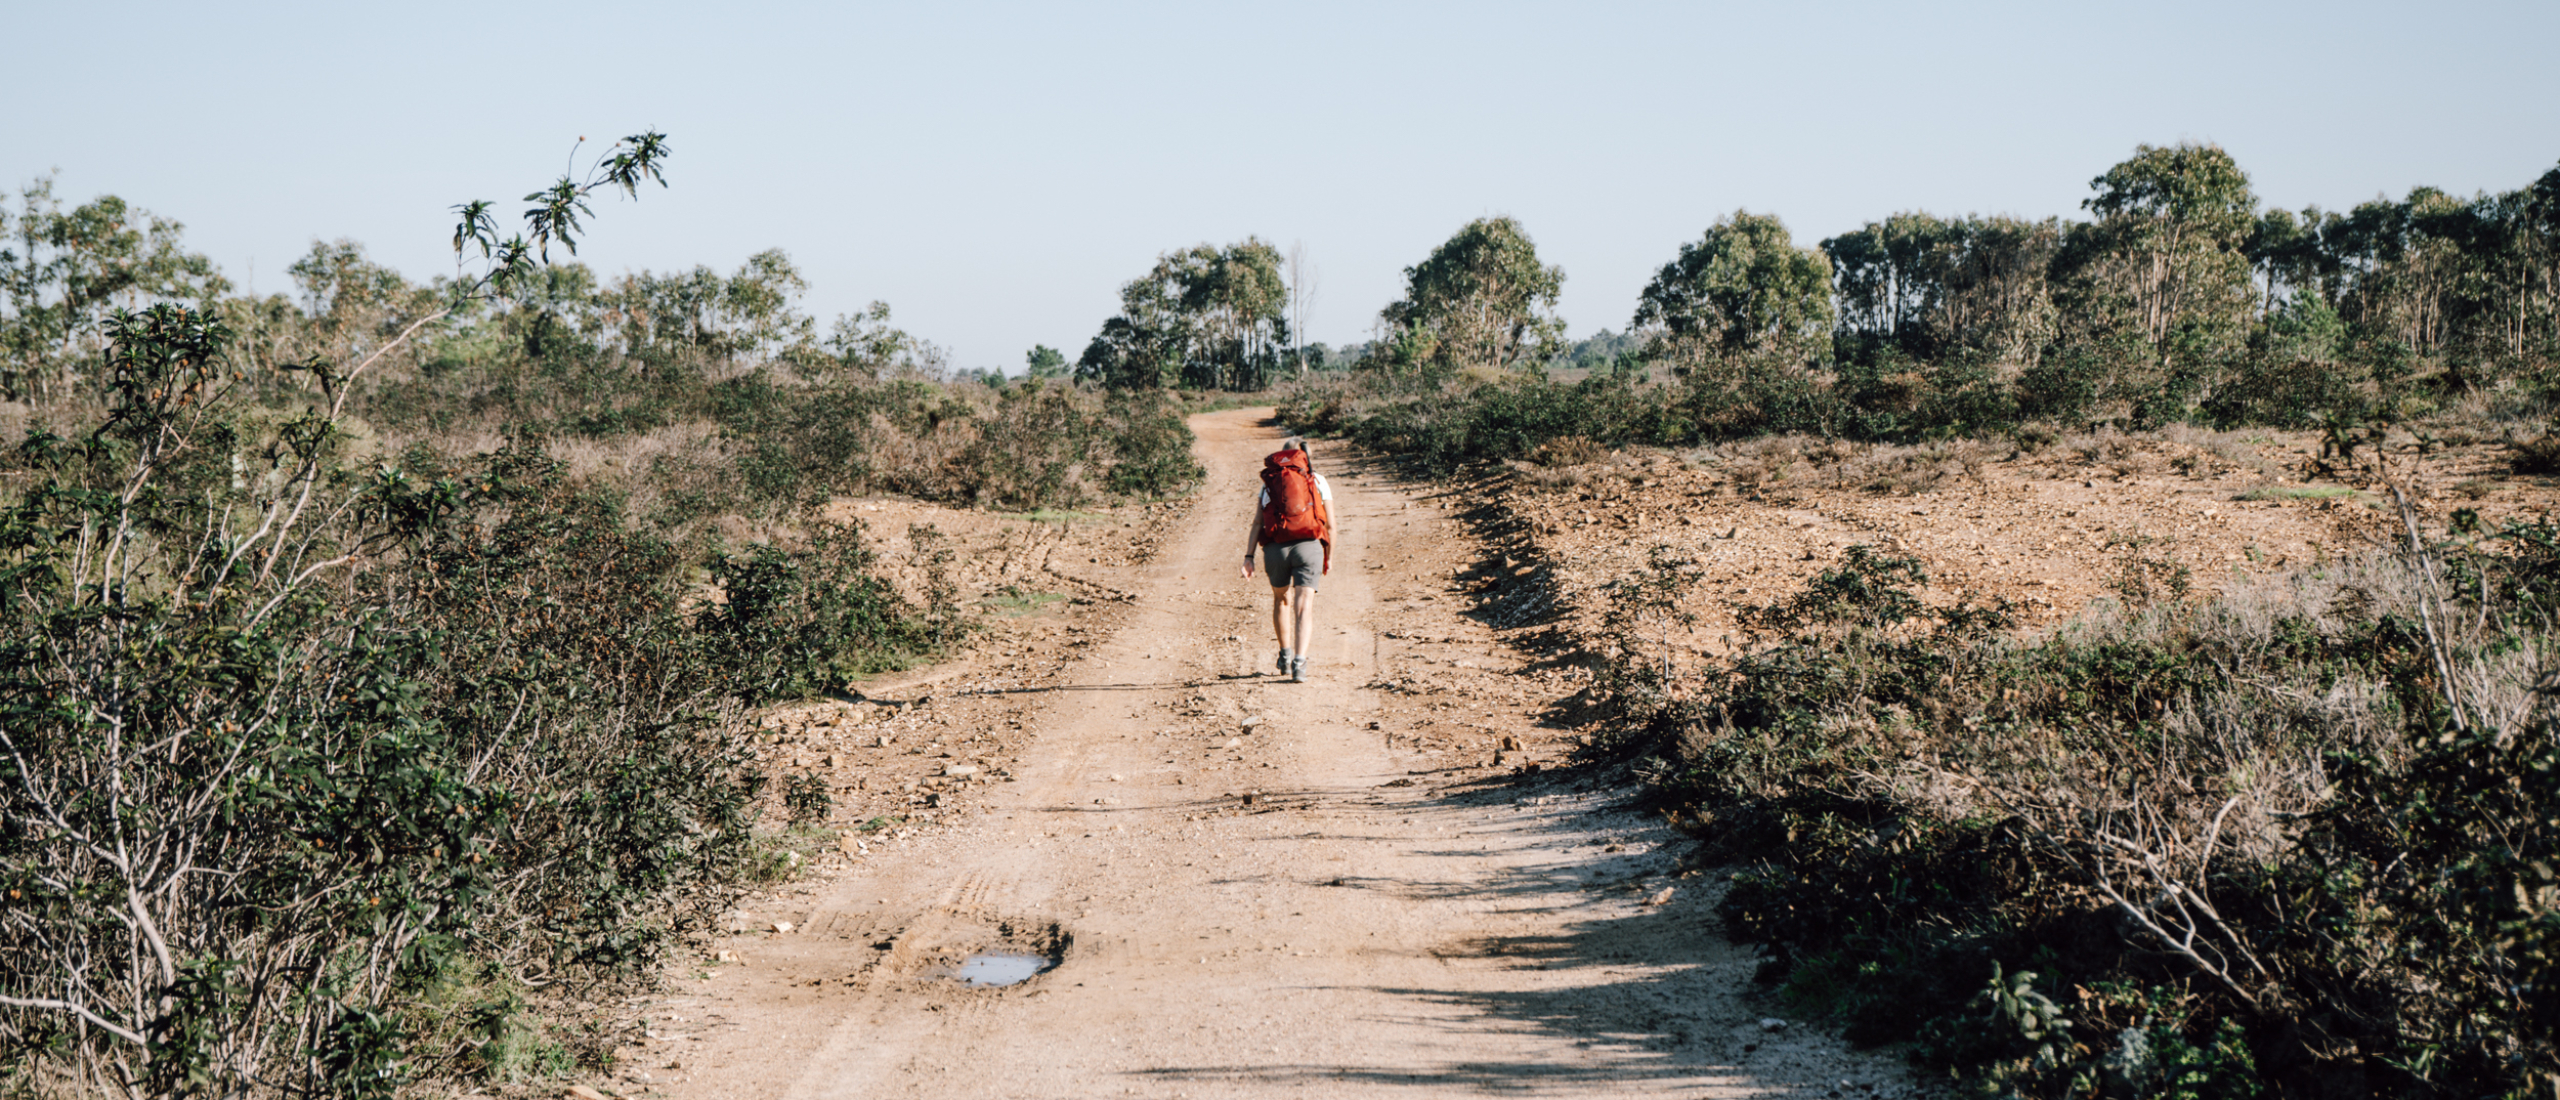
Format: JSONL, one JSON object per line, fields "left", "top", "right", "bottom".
{"left": 955, "top": 952, "right": 1052, "bottom": 986}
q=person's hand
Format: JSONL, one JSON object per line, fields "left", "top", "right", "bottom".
{"left": 1240, "top": 556, "right": 1253, "bottom": 580}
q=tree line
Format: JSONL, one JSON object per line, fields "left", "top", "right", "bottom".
{"left": 1087, "top": 143, "right": 2560, "bottom": 438}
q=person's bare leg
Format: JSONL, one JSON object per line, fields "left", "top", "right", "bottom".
{"left": 1289, "top": 586, "right": 1318, "bottom": 671}
{"left": 1270, "top": 586, "right": 1293, "bottom": 669}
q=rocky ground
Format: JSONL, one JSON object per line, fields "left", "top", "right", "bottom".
{"left": 1473, "top": 425, "right": 2548, "bottom": 662}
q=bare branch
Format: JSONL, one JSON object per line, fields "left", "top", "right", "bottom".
{"left": 0, "top": 994, "right": 148, "bottom": 1047}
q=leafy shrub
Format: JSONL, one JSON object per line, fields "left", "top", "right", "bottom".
{"left": 2202, "top": 351, "right": 2359, "bottom": 429}
{"left": 783, "top": 774, "right": 835, "bottom": 828}
{"left": 700, "top": 519, "right": 930, "bottom": 702}
{"left": 0, "top": 305, "right": 938, "bottom": 1094}
{"left": 2509, "top": 432, "right": 2560, "bottom": 475}
{"left": 1280, "top": 370, "right": 1680, "bottom": 476}
{"left": 950, "top": 382, "right": 1198, "bottom": 509}
{"left": 1584, "top": 521, "right": 2560, "bottom": 1096}
{"left": 699, "top": 374, "right": 1198, "bottom": 514}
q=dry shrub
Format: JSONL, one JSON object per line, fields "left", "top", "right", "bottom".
{"left": 1506, "top": 463, "right": 1580, "bottom": 490}
{"left": 0, "top": 400, "right": 30, "bottom": 448}
{"left": 1833, "top": 439, "right": 1992, "bottom": 495}
{"left": 2158, "top": 422, "right": 2287, "bottom": 480}
{"left": 2509, "top": 433, "right": 2560, "bottom": 475}
{"left": 1530, "top": 434, "right": 1603, "bottom": 467}
{"left": 1713, "top": 435, "right": 1826, "bottom": 491}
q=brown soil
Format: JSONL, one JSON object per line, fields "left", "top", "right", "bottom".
{"left": 581, "top": 413, "right": 2551, "bottom": 1099}
{"left": 1491, "top": 427, "right": 2551, "bottom": 657}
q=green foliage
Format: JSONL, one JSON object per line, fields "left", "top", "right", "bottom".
{"left": 701, "top": 519, "right": 930, "bottom": 702}
{"left": 783, "top": 773, "right": 835, "bottom": 828}
{"left": 1024, "top": 343, "right": 1067, "bottom": 379}
{"left": 1823, "top": 212, "right": 2061, "bottom": 365}
{"left": 0, "top": 296, "right": 936, "bottom": 1093}
{"left": 0, "top": 175, "right": 233, "bottom": 400}
{"left": 1584, "top": 523, "right": 2560, "bottom": 1096}
{"left": 0, "top": 139, "right": 997, "bottom": 1096}
{"left": 1545, "top": 328, "right": 1646, "bottom": 374}
{"left": 1285, "top": 367, "right": 1667, "bottom": 475}
{"left": 1309, "top": 148, "right": 2560, "bottom": 468}
{"left": 1377, "top": 216, "right": 1566, "bottom": 377}
{"left": 1636, "top": 209, "right": 1835, "bottom": 366}
{"left": 2045, "top": 143, "right": 2261, "bottom": 427}
{"left": 592, "top": 248, "right": 822, "bottom": 369}
{"left": 2201, "top": 293, "right": 2357, "bottom": 428}
{"left": 1078, "top": 239, "right": 1290, "bottom": 390}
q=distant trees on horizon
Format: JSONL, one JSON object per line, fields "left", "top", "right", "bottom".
{"left": 1071, "top": 141, "right": 2560, "bottom": 433}
{"left": 9, "top": 141, "right": 2557, "bottom": 421}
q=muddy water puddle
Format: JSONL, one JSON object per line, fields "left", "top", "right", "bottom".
{"left": 953, "top": 952, "right": 1053, "bottom": 986}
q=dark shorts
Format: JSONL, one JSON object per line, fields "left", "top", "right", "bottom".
{"left": 1261, "top": 540, "right": 1322, "bottom": 590}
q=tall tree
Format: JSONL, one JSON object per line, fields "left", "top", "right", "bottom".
{"left": 1823, "top": 212, "right": 2058, "bottom": 363}
{"left": 1377, "top": 216, "right": 1564, "bottom": 374}
{"left": 1286, "top": 241, "right": 1318, "bottom": 375}
{"left": 1078, "top": 239, "right": 1289, "bottom": 390}
{"left": 1636, "top": 210, "right": 1833, "bottom": 368}
{"left": 2053, "top": 142, "right": 2260, "bottom": 372}
{"left": 0, "top": 177, "right": 231, "bottom": 399}
{"left": 591, "top": 248, "right": 816, "bottom": 368}
{"left": 1024, "top": 343, "right": 1067, "bottom": 379}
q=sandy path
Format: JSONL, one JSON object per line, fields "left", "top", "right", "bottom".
{"left": 644, "top": 409, "right": 1910, "bottom": 1099}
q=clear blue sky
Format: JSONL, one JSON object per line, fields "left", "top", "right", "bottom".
{"left": 7, "top": 0, "right": 2556, "bottom": 373}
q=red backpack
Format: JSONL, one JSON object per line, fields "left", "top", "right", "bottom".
{"left": 1258, "top": 450, "right": 1330, "bottom": 546}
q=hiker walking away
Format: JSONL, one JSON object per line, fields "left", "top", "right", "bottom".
{"left": 1241, "top": 438, "right": 1332, "bottom": 682}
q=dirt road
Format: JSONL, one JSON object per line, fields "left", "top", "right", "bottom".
{"left": 638, "top": 409, "right": 1913, "bottom": 1099}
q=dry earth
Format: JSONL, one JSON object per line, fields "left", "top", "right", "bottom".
{"left": 1479, "top": 426, "right": 2557, "bottom": 661}
{"left": 548, "top": 411, "right": 2557, "bottom": 1100}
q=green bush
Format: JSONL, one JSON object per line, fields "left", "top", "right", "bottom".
{"left": 0, "top": 305, "right": 942, "bottom": 1094}
{"left": 1582, "top": 525, "right": 2560, "bottom": 1096}
{"left": 700, "top": 519, "right": 929, "bottom": 702}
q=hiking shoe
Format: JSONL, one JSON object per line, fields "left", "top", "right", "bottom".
{"left": 1289, "top": 656, "right": 1306, "bottom": 683}
{"left": 1276, "top": 648, "right": 1293, "bottom": 675}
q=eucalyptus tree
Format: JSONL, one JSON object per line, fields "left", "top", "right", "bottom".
{"left": 1179, "top": 238, "right": 1289, "bottom": 388}
{"left": 591, "top": 247, "right": 814, "bottom": 369}
{"left": 2053, "top": 143, "right": 2259, "bottom": 369}
{"left": 1823, "top": 211, "right": 1944, "bottom": 347}
{"left": 1286, "top": 241, "right": 1318, "bottom": 375}
{"left": 1078, "top": 238, "right": 1290, "bottom": 390}
{"left": 1824, "top": 213, "right": 2060, "bottom": 364}
{"left": 1624, "top": 211, "right": 1834, "bottom": 437}
{"left": 1377, "top": 216, "right": 1564, "bottom": 375}
{"left": 1635, "top": 210, "right": 1832, "bottom": 368}
{"left": 2325, "top": 188, "right": 2480, "bottom": 357}
{"left": 2244, "top": 205, "right": 2339, "bottom": 317}
{"left": 2308, "top": 178, "right": 2560, "bottom": 368}
{"left": 1077, "top": 259, "right": 1193, "bottom": 389}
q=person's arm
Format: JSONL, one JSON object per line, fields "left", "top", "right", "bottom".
{"left": 1240, "top": 495, "right": 1262, "bottom": 579}
{"left": 1316, "top": 476, "right": 1333, "bottom": 574}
